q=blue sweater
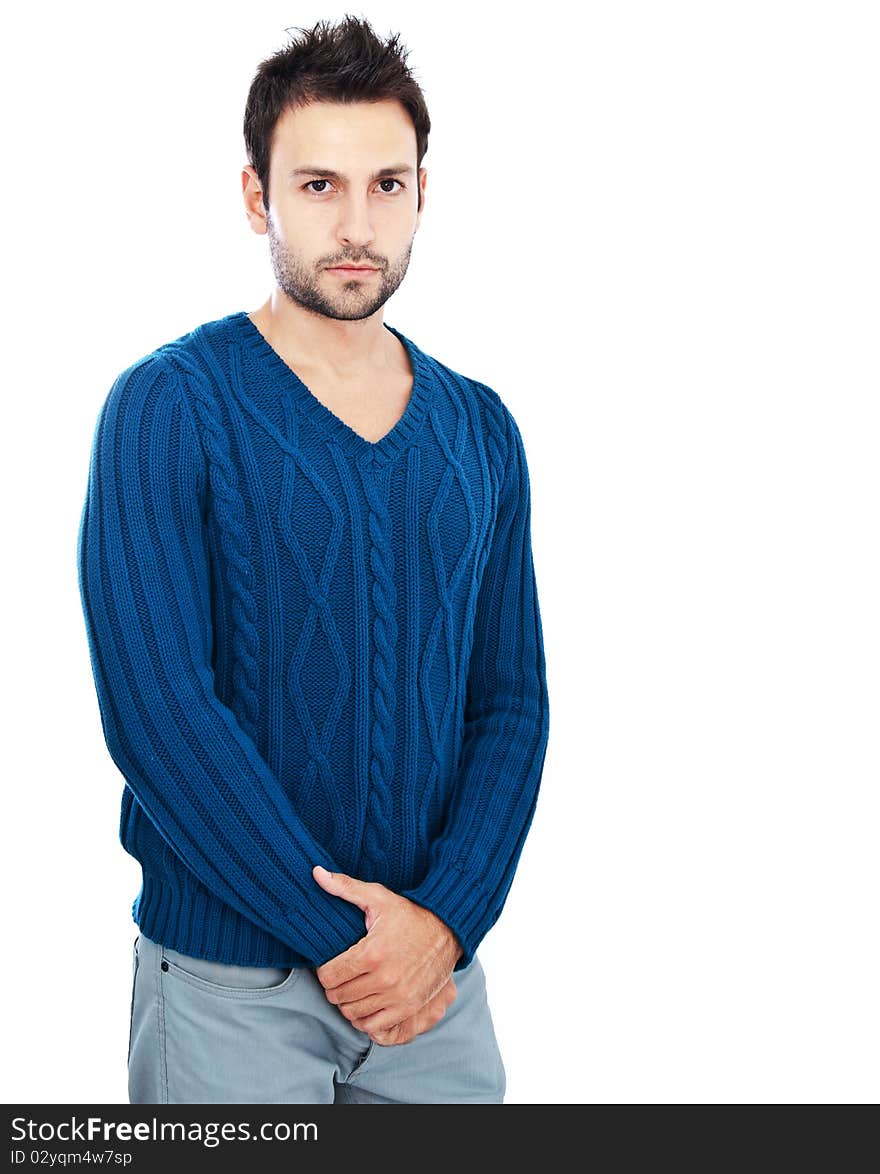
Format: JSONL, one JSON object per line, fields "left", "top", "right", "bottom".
{"left": 77, "top": 310, "right": 550, "bottom": 970}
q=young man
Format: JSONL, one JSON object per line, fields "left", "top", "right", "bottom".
{"left": 77, "top": 15, "right": 550, "bottom": 1105}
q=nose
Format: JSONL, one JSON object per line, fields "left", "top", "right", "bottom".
{"left": 336, "top": 192, "right": 376, "bottom": 250}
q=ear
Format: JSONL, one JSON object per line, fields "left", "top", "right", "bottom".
{"left": 416, "top": 165, "right": 427, "bottom": 227}
{"left": 242, "top": 165, "right": 268, "bottom": 235}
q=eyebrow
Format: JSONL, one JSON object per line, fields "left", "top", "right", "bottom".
{"left": 288, "top": 164, "right": 416, "bottom": 182}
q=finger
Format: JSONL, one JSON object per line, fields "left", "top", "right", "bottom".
{"left": 370, "top": 1007, "right": 437, "bottom": 1046}
{"left": 346, "top": 975, "right": 452, "bottom": 1030}
{"left": 333, "top": 992, "right": 389, "bottom": 1022}
{"left": 312, "top": 866, "right": 375, "bottom": 913}
{"left": 352, "top": 1004, "right": 414, "bottom": 1036}
{"left": 366, "top": 990, "right": 454, "bottom": 1045}
{"left": 370, "top": 1024, "right": 413, "bottom": 1047}
{"left": 315, "top": 940, "right": 373, "bottom": 989}
{"left": 322, "top": 971, "right": 387, "bottom": 1006}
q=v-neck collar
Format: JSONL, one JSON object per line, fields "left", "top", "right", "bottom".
{"left": 227, "top": 309, "right": 433, "bottom": 468}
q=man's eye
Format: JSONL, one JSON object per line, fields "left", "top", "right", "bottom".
{"left": 303, "top": 178, "right": 404, "bottom": 195}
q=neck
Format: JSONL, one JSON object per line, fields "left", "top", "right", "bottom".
{"left": 248, "top": 293, "right": 398, "bottom": 382}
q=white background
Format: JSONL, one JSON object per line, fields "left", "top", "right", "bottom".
{"left": 2, "top": 1, "right": 877, "bottom": 1104}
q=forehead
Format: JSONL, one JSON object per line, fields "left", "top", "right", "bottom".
{"left": 270, "top": 99, "right": 417, "bottom": 168}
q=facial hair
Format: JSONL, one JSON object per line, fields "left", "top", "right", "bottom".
{"left": 266, "top": 220, "right": 414, "bottom": 322}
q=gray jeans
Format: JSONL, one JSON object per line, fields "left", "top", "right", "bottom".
{"left": 128, "top": 932, "right": 506, "bottom": 1104}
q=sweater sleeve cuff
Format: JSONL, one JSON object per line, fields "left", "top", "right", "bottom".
{"left": 399, "top": 865, "right": 492, "bottom": 971}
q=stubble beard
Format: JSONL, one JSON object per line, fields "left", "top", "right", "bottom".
{"left": 266, "top": 221, "right": 414, "bottom": 322}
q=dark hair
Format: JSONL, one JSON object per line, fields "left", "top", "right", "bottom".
{"left": 243, "top": 13, "right": 431, "bottom": 213}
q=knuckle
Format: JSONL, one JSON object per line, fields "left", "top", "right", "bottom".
{"left": 374, "top": 964, "right": 394, "bottom": 988}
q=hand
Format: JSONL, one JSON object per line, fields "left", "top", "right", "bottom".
{"left": 312, "top": 865, "right": 463, "bottom": 1041}
{"left": 368, "top": 976, "right": 458, "bottom": 1047}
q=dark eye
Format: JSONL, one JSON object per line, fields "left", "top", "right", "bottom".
{"left": 303, "top": 177, "right": 404, "bottom": 196}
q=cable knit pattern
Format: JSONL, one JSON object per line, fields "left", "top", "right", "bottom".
{"left": 361, "top": 457, "right": 397, "bottom": 883}
{"left": 162, "top": 336, "right": 262, "bottom": 742}
{"left": 77, "top": 310, "right": 550, "bottom": 970}
{"left": 272, "top": 376, "right": 353, "bottom": 858}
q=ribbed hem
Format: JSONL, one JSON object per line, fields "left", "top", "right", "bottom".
{"left": 133, "top": 870, "right": 312, "bottom": 968}
{"left": 399, "top": 865, "right": 492, "bottom": 971}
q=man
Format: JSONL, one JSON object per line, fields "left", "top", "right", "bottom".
{"left": 77, "top": 15, "right": 549, "bottom": 1105}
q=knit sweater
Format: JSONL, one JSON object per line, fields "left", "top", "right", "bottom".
{"left": 77, "top": 310, "right": 550, "bottom": 971}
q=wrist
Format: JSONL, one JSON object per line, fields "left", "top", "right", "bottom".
{"left": 432, "top": 911, "right": 463, "bottom": 968}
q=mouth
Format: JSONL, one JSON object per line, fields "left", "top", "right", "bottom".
{"left": 326, "top": 265, "right": 378, "bottom": 273}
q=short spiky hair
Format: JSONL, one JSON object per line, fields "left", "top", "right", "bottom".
{"left": 243, "top": 13, "right": 431, "bottom": 213}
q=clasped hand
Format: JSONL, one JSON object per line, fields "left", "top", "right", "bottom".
{"left": 311, "top": 865, "right": 462, "bottom": 1046}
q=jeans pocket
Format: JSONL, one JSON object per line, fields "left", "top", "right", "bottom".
{"left": 160, "top": 944, "right": 301, "bottom": 1000}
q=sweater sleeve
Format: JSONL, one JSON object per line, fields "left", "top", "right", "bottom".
{"left": 76, "top": 354, "right": 366, "bottom": 966}
{"left": 399, "top": 408, "right": 551, "bottom": 969}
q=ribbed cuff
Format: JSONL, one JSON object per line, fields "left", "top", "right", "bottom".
{"left": 399, "top": 864, "right": 491, "bottom": 971}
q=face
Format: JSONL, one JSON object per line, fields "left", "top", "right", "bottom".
{"left": 243, "top": 99, "right": 426, "bottom": 322}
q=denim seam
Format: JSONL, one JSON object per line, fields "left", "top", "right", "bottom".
{"left": 127, "top": 934, "right": 140, "bottom": 1066}
{"left": 156, "top": 944, "right": 168, "bottom": 1104}
{"left": 344, "top": 1040, "right": 376, "bottom": 1082}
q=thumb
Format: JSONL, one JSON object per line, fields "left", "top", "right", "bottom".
{"left": 312, "top": 865, "right": 374, "bottom": 913}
